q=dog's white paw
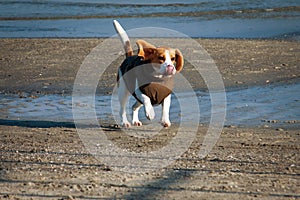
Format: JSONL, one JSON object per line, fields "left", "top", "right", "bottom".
{"left": 132, "top": 120, "right": 143, "bottom": 126}
{"left": 161, "top": 120, "right": 171, "bottom": 127}
{"left": 121, "top": 121, "right": 131, "bottom": 128}
{"left": 145, "top": 104, "right": 155, "bottom": 120}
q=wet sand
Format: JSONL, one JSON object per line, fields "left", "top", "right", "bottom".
{"left": 0, "top": 38, "right": 299, "bottom": 95}
{"left": 0, "top": 38, "right": 299, "bottom": 199}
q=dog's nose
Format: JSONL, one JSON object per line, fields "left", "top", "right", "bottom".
{"left": 166, "top": 64, "right": 174, "bottom": 75}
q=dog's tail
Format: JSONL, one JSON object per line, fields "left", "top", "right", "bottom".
{"left": 113, "top": 20, "right": 133, "bottom": 57}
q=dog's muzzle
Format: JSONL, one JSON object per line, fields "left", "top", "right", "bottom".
{"left": 166, "top": 64, "right": 175, "bottom": 75}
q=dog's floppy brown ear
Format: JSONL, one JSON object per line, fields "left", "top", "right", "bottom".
{"left": 175, "top": 49, "right": 184, "bottom": 72}
{"left": 136, "top": 40, "right": 156, "bottom": 60}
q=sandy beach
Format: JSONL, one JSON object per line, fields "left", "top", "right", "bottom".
{"left": 0, "top": 38, "right": 299, "bottom": 199}
{"left": 1, "top": 38, "right": 299, "bottom": 95}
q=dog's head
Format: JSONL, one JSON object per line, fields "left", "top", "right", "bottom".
{"left": 136, "top": 40, "right": 184, "bottom": 76}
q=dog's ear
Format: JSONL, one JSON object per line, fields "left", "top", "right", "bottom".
{"left": 175, "top": 49, "right": 184, "bottom": 72}
{"left": 136, "top": 40, "right": 156, "bottom": 60}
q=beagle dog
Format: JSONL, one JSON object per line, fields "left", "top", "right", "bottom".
{"left": 113, "top": 20, "right": 184, "bottom": 127}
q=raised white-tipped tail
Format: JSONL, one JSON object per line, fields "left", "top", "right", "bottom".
{"left": 113, "top": 20, "right": 133, "bottom": 57}
{"left": 113, "top": 20, "right": 129, "bottom": 45}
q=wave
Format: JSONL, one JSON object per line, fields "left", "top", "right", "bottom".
{"left": 0, "top": 5, "right": 299, "bottom": 21}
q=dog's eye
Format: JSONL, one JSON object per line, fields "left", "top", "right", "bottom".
{"left": 171, "top": 57, "right": 175, "bottom": 61}
{"left": 158, "top": 56, "right": 165, "bottom": 61}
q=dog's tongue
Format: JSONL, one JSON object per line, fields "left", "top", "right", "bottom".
{"left": 166, "top": 65, "right": 174, "bottom": 75}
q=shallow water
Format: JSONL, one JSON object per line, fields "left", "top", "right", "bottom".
{"left": 0, "top": 0, "right": 299, "bottom": 38}
{"left": 0, "top": 82, "right": 299, "bottom": 128}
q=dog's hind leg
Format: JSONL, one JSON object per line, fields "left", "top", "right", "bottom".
{"left": 132, "top": 101, "right": 143, "bottom": 126}
{"left": 118, "top": 78, "right": 131, "bottom": 127}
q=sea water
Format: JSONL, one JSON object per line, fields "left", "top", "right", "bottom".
{"left": 0, "top": 82, "right": 299, "bottom": 128}
{"left": 0, "top": 0, "right": 299, "bottom": 38}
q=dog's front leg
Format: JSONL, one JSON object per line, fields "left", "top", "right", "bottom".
{"left": 141, "top": 94, "right": 155, "bottom": 120}
{"left": 161, "top": 94, "right": 171, "bottom": 127}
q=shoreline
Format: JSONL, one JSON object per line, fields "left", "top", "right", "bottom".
{"left": 1, "top": 33, "right": 299, "bottom": 40}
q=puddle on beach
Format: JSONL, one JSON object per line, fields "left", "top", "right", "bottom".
{"left": 0, "top": 82, "right": 299, "bottom": 128}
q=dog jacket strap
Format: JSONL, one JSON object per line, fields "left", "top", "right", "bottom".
{"left": 132, "top": 91, "right": 144, "bottom": 104}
